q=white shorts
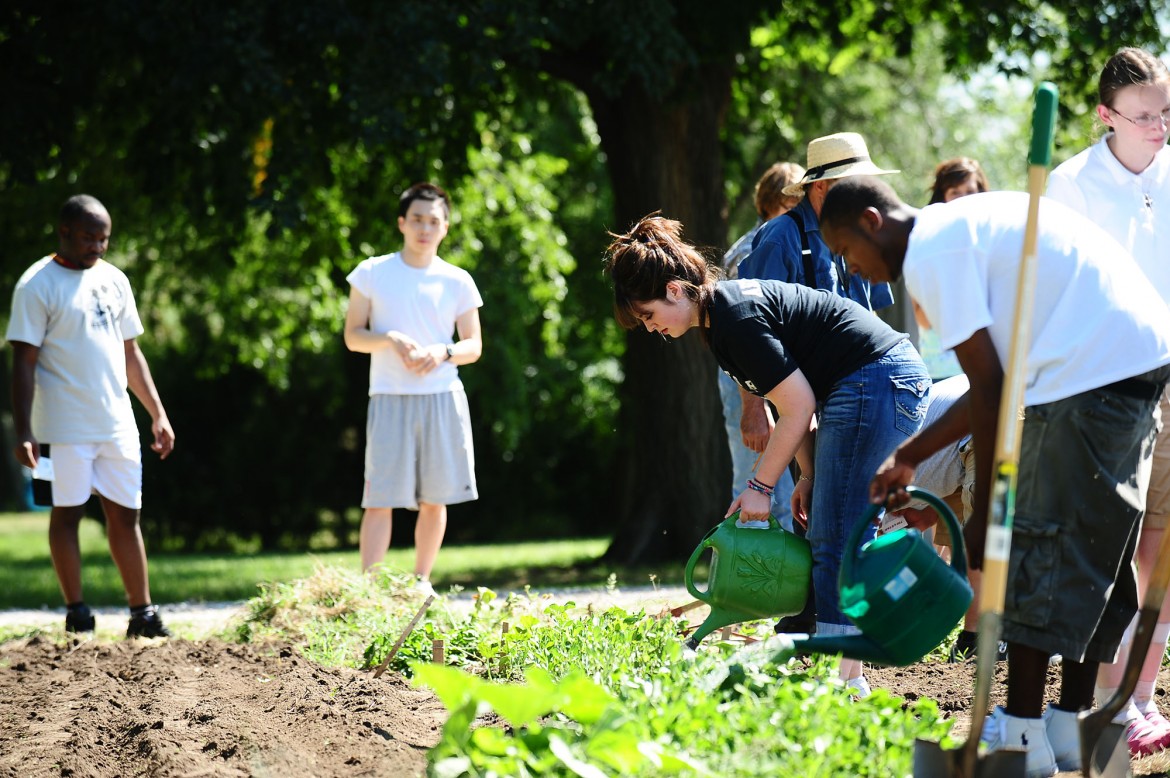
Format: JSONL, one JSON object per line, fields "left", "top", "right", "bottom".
{"left": 362, "top": 391, "right": 477, "bottom": 510}
{"left": 48, "top": 432, "right": 143, "bottom": 510}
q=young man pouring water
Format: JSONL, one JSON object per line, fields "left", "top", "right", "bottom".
{"left": 820, "top": 176, "right": 1170, "bottom": 777}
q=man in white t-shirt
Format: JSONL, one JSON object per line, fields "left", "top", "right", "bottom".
{"left": 7, "top": 195, "right": 176, "bottom": 639}
{"left": 344, "top": 182, "right": 483, "bottom": 593}
{"left": 821, "top": 176, "right": 1170, "bottom": 776}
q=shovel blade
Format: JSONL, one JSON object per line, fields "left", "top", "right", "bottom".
{"left": 912, "top": 738, "right": 1028, "bottom": 778}
{"left": 1078, "top": 714, "right": 1131, "bottom": 778}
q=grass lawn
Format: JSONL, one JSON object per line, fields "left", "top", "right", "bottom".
{"left": 0, "top": 512, "right": 677, "bottom": 609}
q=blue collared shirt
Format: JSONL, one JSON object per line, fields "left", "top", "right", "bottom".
{"left": 737, "top": 198, "right": 893, "bottom": 311}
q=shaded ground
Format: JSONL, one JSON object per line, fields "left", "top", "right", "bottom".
{"left": 0, "top": 638, "right": 445, "bottom": 778}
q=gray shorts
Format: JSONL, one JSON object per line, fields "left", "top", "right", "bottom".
{"left": 362, "top": 390, "right": 478, "bottom": 510}
{"left": 1003, "top": 367, "right": 1170, "bottom": 662}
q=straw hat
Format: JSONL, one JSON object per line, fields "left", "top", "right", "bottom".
{"left": 781, "top": 132, "right": 899, "bottom": 197}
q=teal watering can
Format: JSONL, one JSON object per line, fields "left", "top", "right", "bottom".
{"left": 790, "top": 486, "right": 974, "bottom": 666}
{"left": 682, "top": 513, "right": 812, "bottom": 648}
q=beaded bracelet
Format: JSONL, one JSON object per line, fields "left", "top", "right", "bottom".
{"left": 746, "top": 478, "right": 774, "bottom": 497}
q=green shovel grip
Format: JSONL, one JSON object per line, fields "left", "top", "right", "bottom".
{"left": 1028, "top": 82, "right": 1059, "bottom": 167}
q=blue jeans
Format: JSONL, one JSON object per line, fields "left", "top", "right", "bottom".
{"left": 717, "top": 369, "right": 795, "bottom": 530}
{"left": 808, "top": 340, "right": 930, "bottom": 633}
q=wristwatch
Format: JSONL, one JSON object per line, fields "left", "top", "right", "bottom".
{"left": 445, "top": 344, "right": 455, "bottom": 361}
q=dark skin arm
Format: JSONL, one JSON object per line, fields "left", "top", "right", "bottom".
{"left": 11, "top": 341, "right": 39, "bottom": 467}
{"left": 869, "top": 328, "right": 1003, "bottom": 569}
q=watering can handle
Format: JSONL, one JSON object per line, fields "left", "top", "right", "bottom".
{"left": 684, "top": 512, "right": 780, "bottom": 602}
{"left": 840, "top": 487, "right": 968, "bottom": 585}
{"left": 904, "top": 486, "right": 968, "bottom": 581}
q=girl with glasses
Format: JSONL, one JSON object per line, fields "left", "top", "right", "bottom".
{"left": 1047, "top": 46, "right": 1170, "bottom": 758}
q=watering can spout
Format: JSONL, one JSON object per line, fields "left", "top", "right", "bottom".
{"left": 788, "top": 633, "right": 899, "bottom": 666}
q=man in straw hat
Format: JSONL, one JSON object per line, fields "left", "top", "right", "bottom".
{"left": 738, "top": 131, "right": 899, "bottom": 309}
{"left": 736, "top": 132, "right": 900, "bottom": 643}
{"left": 820, "top": 175, "right": 1170, "bottom": 776}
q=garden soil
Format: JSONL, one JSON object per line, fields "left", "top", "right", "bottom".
{"left": 3, "top": 590, "right": 1170, "bottom": 777}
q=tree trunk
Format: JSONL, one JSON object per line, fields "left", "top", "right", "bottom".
{"left": 588, "top": 65, "right": 734, "bottom": 564}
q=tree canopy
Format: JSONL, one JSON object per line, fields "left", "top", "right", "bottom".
{"left": 0, "top": 1, "right": 1163, "bottom": 558}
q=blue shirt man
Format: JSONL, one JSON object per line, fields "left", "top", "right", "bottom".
{"left": 740, "top": 197, "right": 894, "bottom": 310}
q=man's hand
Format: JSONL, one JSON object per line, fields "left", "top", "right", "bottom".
{"left": 886, "top": 505, "right": 939, "bottom": 532}
{"left": 739, "top": 393, "right": 773, "bottom": 452}
{"left": 405, "top": 344, "right": 449, "bottom": 375}
{"left": 12, "top": 439, "right": 37, "bottom": 469}
{"left": 869, "top": 447, "right": 918, "bottom": 508}
{"left": 151, "top": 416, "right": 175, "bottom": 460}
{"left": 963, "top": 515, "right": 987, "bottom": 570}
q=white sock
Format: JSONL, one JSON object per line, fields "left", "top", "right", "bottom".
{"left": 1134, "top": 622, "right": 1170, "bottom": 715}
{"left": 1098, "top": 685, "right": 1141, "bottom": 724}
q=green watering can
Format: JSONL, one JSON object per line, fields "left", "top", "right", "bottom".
{"left": 791, "top": 486, "right": 974, "bottom": 666}
{"left": 682, "top": 487, "right": 973, "bottom": 668}
{"left": 683, "top": 513, "right": 812, "bottom": 648}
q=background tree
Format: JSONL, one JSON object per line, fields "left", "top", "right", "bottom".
{"left": 0, "top": 1, "right": 1163, "bottom": 563}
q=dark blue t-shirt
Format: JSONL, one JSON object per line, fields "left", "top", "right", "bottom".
{"left": 708, "top": 279, "right": 905, "bottom": 400}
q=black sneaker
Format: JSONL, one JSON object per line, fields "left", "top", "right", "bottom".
{"left": 947, "top": 630, "right": 1008, "bottom": 662}
{"left": 774, "top": 613, "right": 817, "bottom": 634}
{"left": 65, "top": 604, "right": 95, "bottom": 633}
{"left": 948, "top": 630, "right": 977, "bottom": 662}
{"left": 126, "top": 605, "right": 171, "bottom": 638}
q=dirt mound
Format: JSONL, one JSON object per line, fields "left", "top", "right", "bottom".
{"left": 0, "top": 637, "right": 445, "bottom": 778}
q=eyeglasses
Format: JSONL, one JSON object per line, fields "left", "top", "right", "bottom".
{"left": 1109, "top": 106, "right": 1170, "bottom": 130}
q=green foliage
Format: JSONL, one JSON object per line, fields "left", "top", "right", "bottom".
{"left": 413, "top": 619, "right": 956, "bottom": 777}
{"left": 417, "top": 664, "right": 709, "bottom": 777}
{"left": 1, "top": 1, "right": 1163, "bottom": 546}
{"left": 197, "top": 563, "right": 961, "bottom": 776}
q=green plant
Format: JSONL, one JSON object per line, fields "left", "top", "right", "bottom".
{"left": 417, "top": 664, "right": 708, "bottom": 777}
{"left": 397, "top": 594, "right": 958, "bottom": 778}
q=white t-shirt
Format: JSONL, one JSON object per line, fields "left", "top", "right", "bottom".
{"left": 346, "top": 252, "right": 483, "bottom": 396}
{"left": 904, "top": 192, "right": 1170, "bottom": 406}
{"left": 6, "top": 257, "right": 144, "bottom": 443}
{"left": 1047, "top": 134, "right": 1170, "bottom": 301}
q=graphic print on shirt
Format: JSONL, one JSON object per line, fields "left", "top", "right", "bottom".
{"left": 89, "top": 283, "right": 120, "bottom": 334}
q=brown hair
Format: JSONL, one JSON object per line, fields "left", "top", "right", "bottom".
{"left": 928, "top": 157, "right": 990, "bottom": 204}
{"left": 1099, "top": 47, "right": 1170, "bottom": 108}
{"left": 604, "top": 213, "right": 719, "bottom": 330}
{"left": 754, "top": 161, "right": 806, "bottom": 219}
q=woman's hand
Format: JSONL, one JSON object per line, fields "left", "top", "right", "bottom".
{"left": 727, "top": 488, "right": 772, "bottom": 523}
{"left": 791, "top": 478, "right": 813, "bottom": 530}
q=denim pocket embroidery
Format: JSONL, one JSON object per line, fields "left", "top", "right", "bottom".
{"left": 891, "top": 374, "right": 929, "bottom": 435}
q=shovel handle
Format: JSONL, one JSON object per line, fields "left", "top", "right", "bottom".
{"left": 961, "top": 80, "right": 1058, "bottom": 778}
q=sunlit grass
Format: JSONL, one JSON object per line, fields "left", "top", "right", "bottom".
{"left": 0, "top": 512, "right": 618, "bottom": 608}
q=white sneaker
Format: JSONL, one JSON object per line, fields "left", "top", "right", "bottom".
{"left": 1041, "top": 705, "right": 1081, "bottom": 771}
{"left": 413, "top": 578, "right": 438, "bottom": 598}
{"left": 981, "top": 706, "right": 1056, "bottom": 778}
{"left": 845, "top": 675, "right": 871, "bottom": 700}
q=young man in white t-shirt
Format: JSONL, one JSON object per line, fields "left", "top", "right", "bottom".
{"left": 7, "top": 195, "right": 176, "bottom": 638}
{"left": 344, "top": 183, "right": 483, "bottom": 593}
{"left": 821, "top": 176, "right": 1170, "bottom": 777}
